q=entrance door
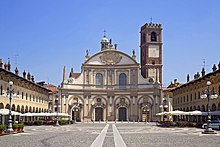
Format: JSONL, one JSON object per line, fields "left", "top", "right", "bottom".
{"left": 72, "top": 108, "right": 80, "bottom": 122}
{"left": 95, "top": 107, "right": 103, "bottom": 121}
{"left": 119, "top": 107, "right": 127, "bottom": 121}
{"left": 142, "top": 110, "right": 150, "bottom": 122}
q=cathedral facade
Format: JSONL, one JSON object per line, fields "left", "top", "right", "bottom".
{"left": 59, "top": 23, "right": 163, "bottom": 122}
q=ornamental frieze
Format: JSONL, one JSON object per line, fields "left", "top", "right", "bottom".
{"left": 100, "top": 52, "right": 122, "bottom": 65}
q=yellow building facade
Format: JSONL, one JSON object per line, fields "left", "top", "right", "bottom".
{"left": 171, "top": 64, "right": 220, "bottom": 120}
{"left": 0, "top": 58, "right": 51, "bottom": 123}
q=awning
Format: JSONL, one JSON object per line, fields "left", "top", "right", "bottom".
{"left": 0, "top": 109, "right": 22, "bottom": 116}
{"left": 20, "top": 112, "right": 70, "bottom": 117}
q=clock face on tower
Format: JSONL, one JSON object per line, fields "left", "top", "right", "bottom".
{"left": 148, "top": 45, "right": 159, "bottom": 57}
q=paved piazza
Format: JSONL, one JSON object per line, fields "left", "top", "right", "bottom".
{"left": 0, "top": 122, "right": 220, "bottom": 147}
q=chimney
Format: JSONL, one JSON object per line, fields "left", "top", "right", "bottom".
{"left": 194, "top": 74, "right": 197, "bottom": 79}
{"left": 174, "top": 79, "right": 177, "bottom": 86}
{"left": 15, "top": 67, "right": 19, "bottom": 75}
{"left": 31, "top": 75, "right": 35, "bottom": 82}
{"left": 7, "top": 58, "right": 11, "bottom": 72}
{"left": 0, "top": 59, "right": 3, "bottom": 68}
{"left": 201, "top": 67, "right": 205, "bottom": 76}
{"left": 196, "top": 72, "right": 200, "bottom": 78}
{"left": 212, "top": 64, "right": 217, "bottom": 72}
{"left": 187, "top": 74, "right": 190, "bottom": 82}
{"left": 27, "top": 72, "right": 31, "bottom": 80}
{"left": 69, "top": 68, "right": 74, "bottom": 78}
{"left": 23, "top": 70, "right": 26, "bottom": 79}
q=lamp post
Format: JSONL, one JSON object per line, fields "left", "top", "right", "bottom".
{"left": 7, "top": 81, "right": 14, "bottom": 133}
{"left": 201, "top": 81, "right": 218, "bottom": 134}
{"left": 160, "top": 99, "right": 168, "bottom": 122}
{"left": 54, "top": 97, "right": 60, "bottom": 126}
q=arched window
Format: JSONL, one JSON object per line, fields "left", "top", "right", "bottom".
{"left": 119, "top": 73, "right": 127, "bottom": 89}
{"left": 212, "top": 103, "right": 216, "bottom": 111}
{"left": 151, "top": 32, "right": 157, "bottom": 42}
{"left": 96, "top": 73, "right": 103, "bottom": 87}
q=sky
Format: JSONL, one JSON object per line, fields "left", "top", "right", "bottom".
{"left": 0, "top": 0, "right": 220, "bottom": 87}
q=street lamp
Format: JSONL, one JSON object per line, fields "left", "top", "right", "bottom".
{"left": 7, "top": 81, "right": 14, "bottom": 133}
{"left": 54, "top": 97, "right": 61, "bottom": 126}
{"left": 201, "top": 81, "right": 218, "bottom": 134}
{"left": 160, "top": 99, "right": 168, "bottom": 122}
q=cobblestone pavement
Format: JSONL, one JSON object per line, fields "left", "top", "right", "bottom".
{"left": 0, "top": 122, "right": 220, "bottom": 147}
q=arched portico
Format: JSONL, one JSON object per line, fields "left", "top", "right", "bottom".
{"left": 115, "top": 96, "right": 130, "bottom": 121}
{"left": 67, "top": 95, "right": 84, "bottom": 121}
{"left": 70, "top": 103, "right": 83, "bottom": 122}
{"left": 138, "top": 96, "right": 154, "bottom": 122}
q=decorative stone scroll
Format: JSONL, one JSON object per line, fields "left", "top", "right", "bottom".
{"left": 100, "top": 52, "right": 122, "bottom": 65}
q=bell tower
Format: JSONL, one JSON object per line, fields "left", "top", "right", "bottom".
{"left": 140, "top": 23, "right": 162, "bottom": 84}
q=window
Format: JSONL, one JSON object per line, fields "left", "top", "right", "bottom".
{"left": 33, "top": 95, "right": 35, "bottom": 101}
{"left": 26, "top": 93, "right": 28, "bottom": 100}
{"left": 0, "top": 85, "right": 2, "bottom": 95}
{"left": 151, "top": 32, "right": 157, "bottom": 42}
{"left": 194, "top": 92, "right": 197, "bottom": 100}
{"left": 96, "top": 73, "right": 103, "bottom": 87}
{"left": 187, "top": 95, "right": 189, "bottom": 102}
{"left": 190, "top": 94, "right": 192, "bottom": 101}
{"left": 198, "top": 91, "right": 200, "bottom": 99}
{"left": 30, "top": 94, "right": 31, "bottom": 101}
{"left": 22, "top": 92, "right": 24, "bottom": 99}
{"left": 119, "top": 73, "right": 127, "bottom": 89}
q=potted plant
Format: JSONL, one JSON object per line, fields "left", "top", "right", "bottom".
{"left": 0, "top": 124, "right": 6, "bottom": 135}
{"left": 17, "top": 123, "right": 24, "bottom": 132}
{"left": 12, "top": 124, "right": 19, "bottom": 132}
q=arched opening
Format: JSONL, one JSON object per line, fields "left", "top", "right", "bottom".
{"left": 212, "top": 103, "right": 217, "bottom": 111}
{"left": 118, "top": 107, "right": 127, "bottom": 121}
{"left": 0, "top": 103, "right": 4, "bottom": 109}
{"left": 29, "top": 106, "right": 32, "bottom": 112}
{"left": 12, "top": 104, "right": 15, "bottom": 111}
{"left": 96, "top": 73, "right": 103, "bottom": 88}
{"left": 17, "top": 105, "right": 20, "bottom": 112}
{"left": 151, "top": 32, "right": 157, "bottom": 42}
{"left": 119, "top": 73, "right": 127, "bottom": 89}
{"left": 95, "top": 107, "right": 103, "bottom": 121}
{"left": 5, "top": 104, "right": 10, "bottom": 109}
{"left": 25, "top": 106, "right": 28, "bottom": 113}
{"left": 21, "top": 105, "right": 24, "bottom": 113}
{"left": 201, "top": 105, "right": 205, "bottom": 111}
